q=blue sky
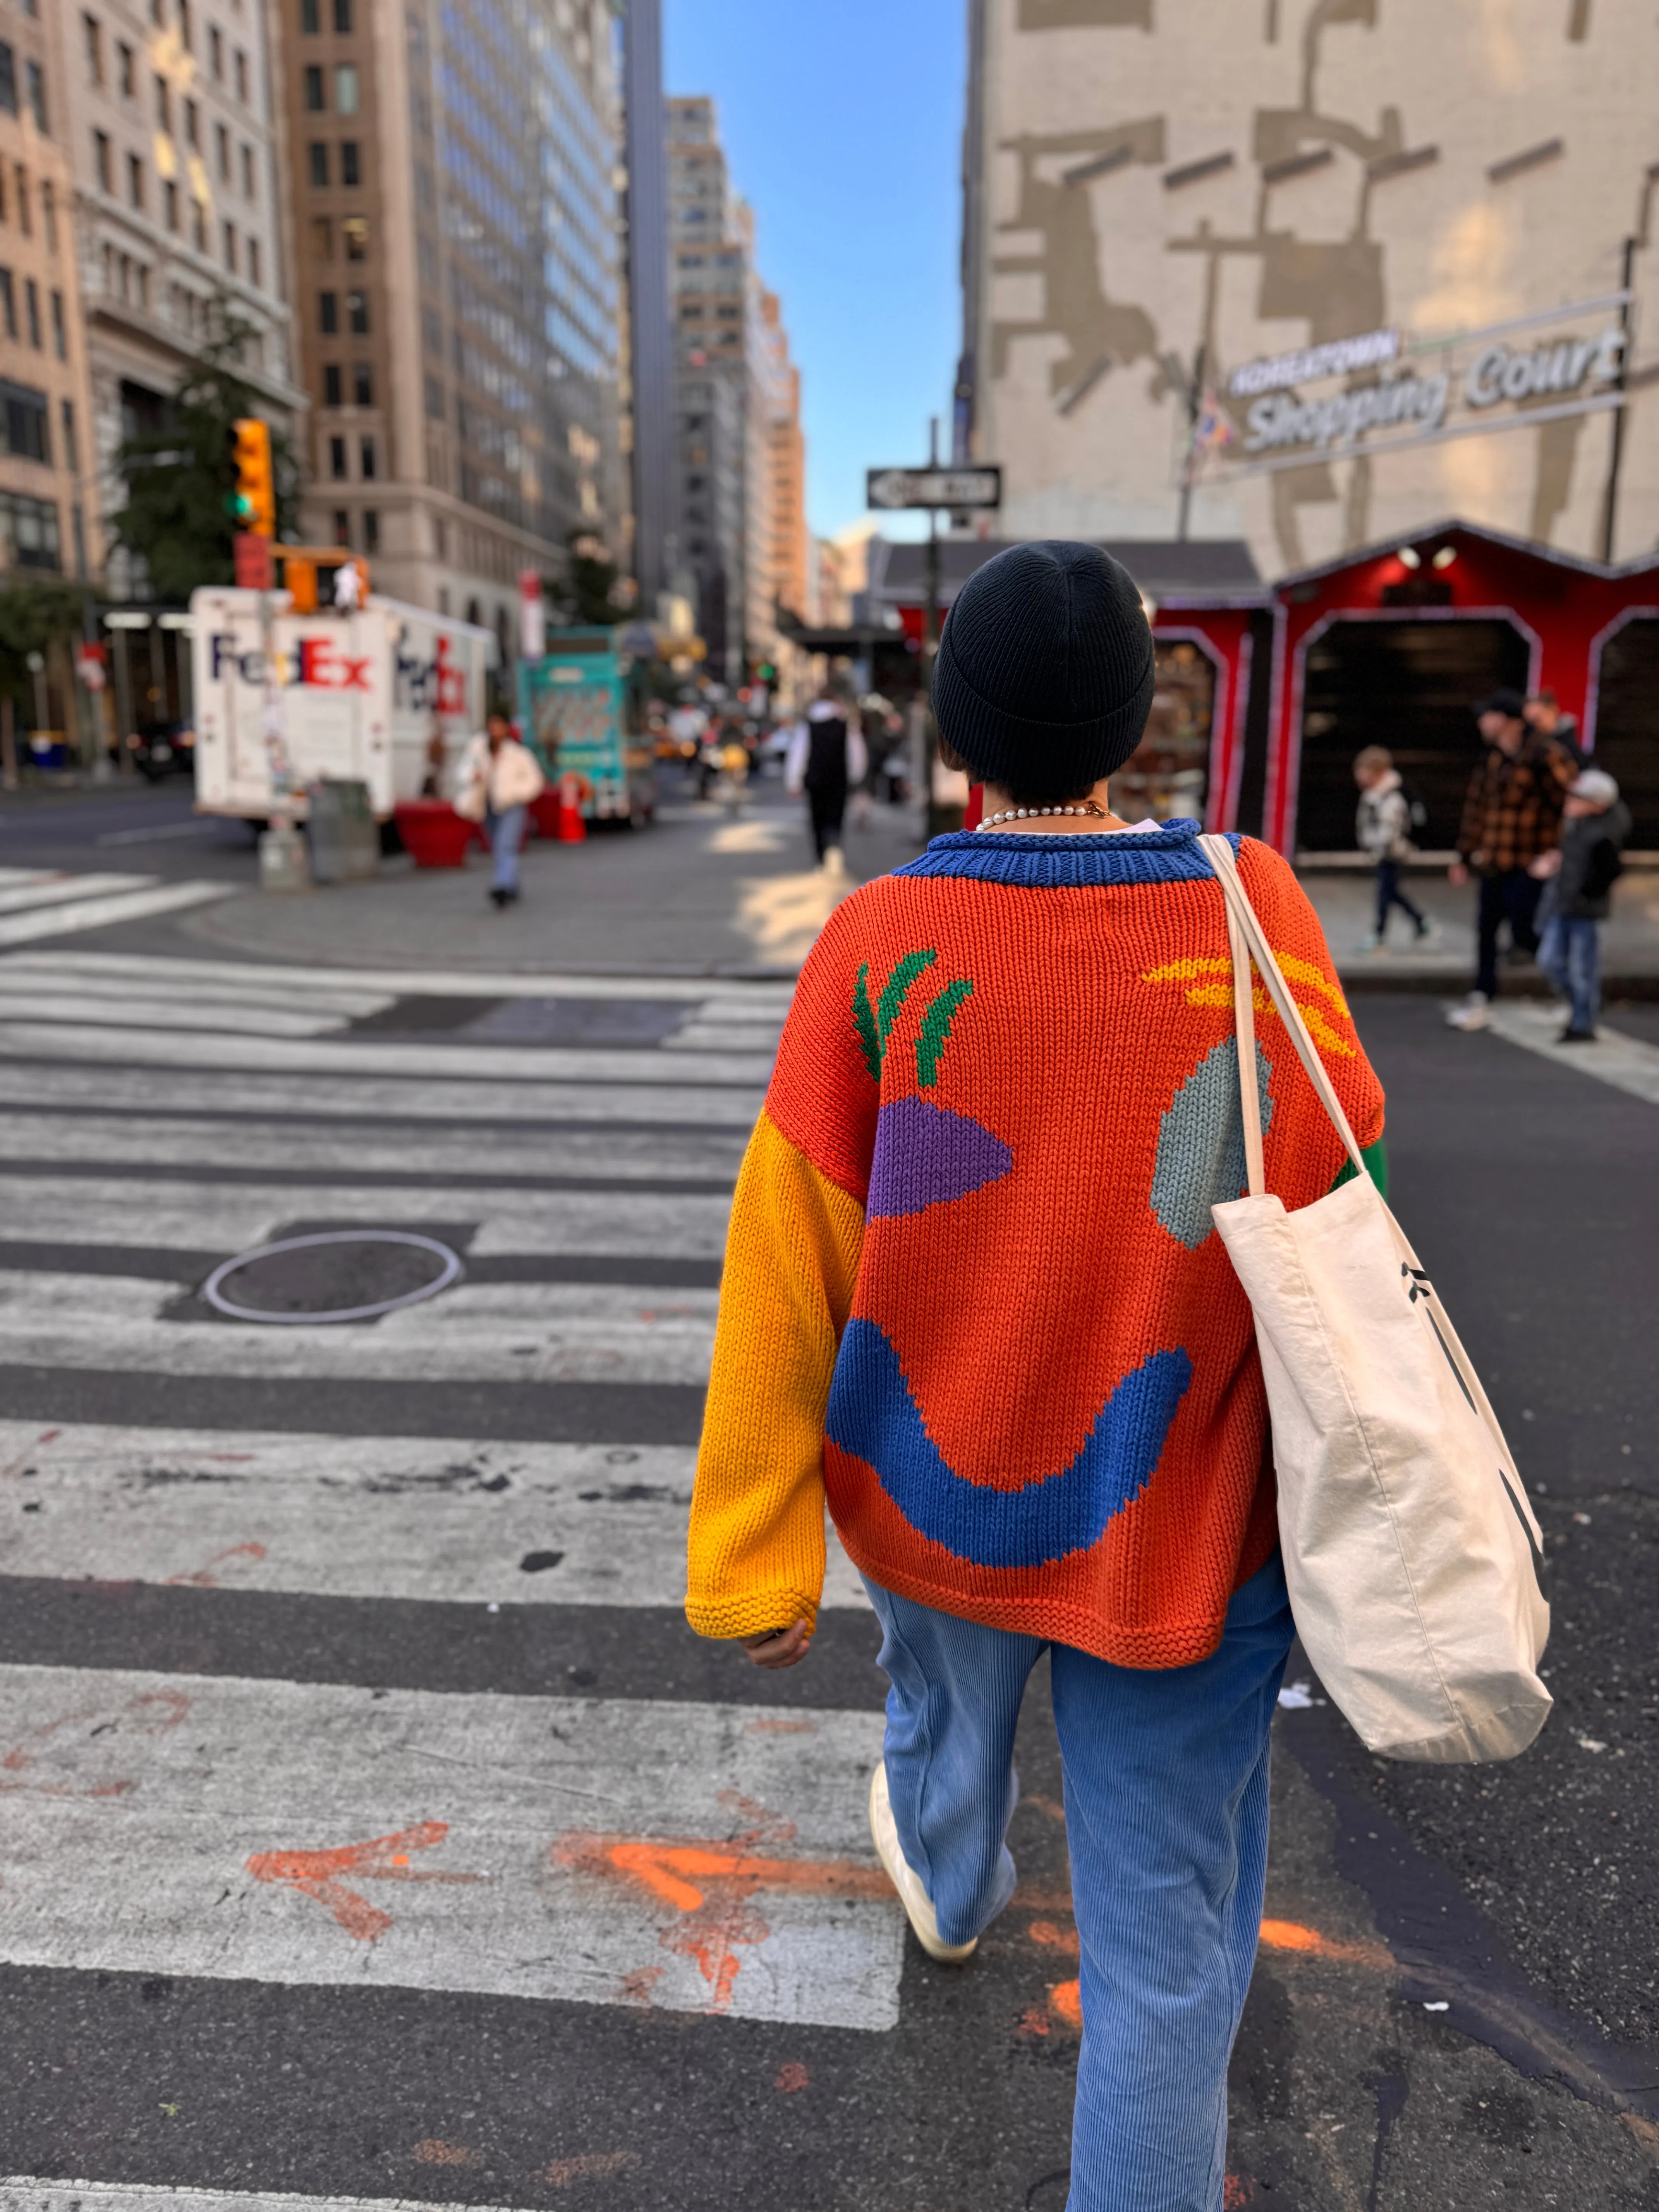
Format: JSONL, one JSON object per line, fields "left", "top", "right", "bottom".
{"left": 662, "top": 0, "right": 968, "bottom": 541}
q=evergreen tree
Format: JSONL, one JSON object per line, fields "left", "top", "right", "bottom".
{"left": 109, "top": 296, "right": 300, "bottom": 601}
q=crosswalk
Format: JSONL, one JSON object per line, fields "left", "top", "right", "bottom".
{"left": 0, "top": 867, "right": 232, "bottom": 947}
{"left": 0, "top": 948, "right": 899, "bottom": 2074}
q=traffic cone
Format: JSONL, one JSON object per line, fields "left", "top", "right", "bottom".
{"left": 555, "top": 771, "right": 587, "bottom": 842}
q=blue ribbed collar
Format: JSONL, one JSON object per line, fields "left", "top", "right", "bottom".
{"left": 894, "top": 818, "right": 1237, "bottom": 887}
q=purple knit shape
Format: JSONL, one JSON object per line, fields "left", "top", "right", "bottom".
{"left": 867, "top": 1096, "right": 1013, "bottom": 1219}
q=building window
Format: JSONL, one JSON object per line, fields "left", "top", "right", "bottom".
{"left": 329, "top": 433, "right": 347, "bottom": 477}
{"left": 424, "top": 373, "right": 442, "bottom": 418}
{"left": 82, "top": 13, "right": 102, "bottom": 84}
{"left": 310, "top": 215, "right": 331, "bottom": 257}
{"left": 303, "top": 62, "right": 324, "bottom": 109}
{"left": 0, "top": 271, "right": 15, "bottom": 338}
{"left": 0, "top": 44, "right": 15, "bottom": 116}
{"left": 342, "top": 214, "right": 367, "bottom": 260}
{"left": 235, "top": 48, "right": 248, "bottom": 101}
{"left": 248, "top": 237, "right": 259, "bottom": 289}
{"left": 323, "top": 362, "right": 342, "bottom": 404}
{"left": 23, "top": 279, "right": 38, "bottom": 348}
{"left": 359, "top": 434, "right": 375, "bottom": 479}
{"left": 164, "top": 177, "right": 178, "bottom": 229}
{"left": 15, "top": 166, "right": 29, "bottom": 235}
{"left": 50, "top": 289, "right": 64, "bottom": 358}
{"left": 346, "top": 288, "right": 366, "bottom": 334}
{"left": 41, "top": 182, "right": 55, "bottom": 251}
{"left": 433, "top": 517, "right": 446, "bottom": 559}
{"left": 210, "top": 22, "right": 222, "bottom": 76}
{"left": 241, "top": 143, "right": 254, "bottom": 199}
{"left": 222, "top": 220, "right": 236, "bottom": 272}
{"left": 26, "top": 61, "right": 45, "bottom": 131}
{"left": 127, "top": 152, "right": 143, "bottom": 209}
{"left": 192, "top": 199, "right": 205, "bottom": 251}
{"left": 93, "top": 131, "right": 112, "bottom": 192}
{"left": 362, "top": 508, "right": 379, "bottom": 553}
{"left": 60, "top": 398, "right": 77, "bottom": 471}
{"left": 332, "top": 508, "right": 349, "bottom": 546}
{"left": 334, "top": 0, "right": 352, "bottom": 27}
{"left": 334, "top": 63, "right": 358, "bottom": 114}
{"left": 340, "top": 139, "right": 359, "bottom": 186}
{"left": 118, "top": 41, "right": 134, "bottom": 96}
{"left": 0, "top": 491, "right": 61, "bottom": 569}
{"left": 154, "top": 72, "right": 169, "bottom": 130}
{"left": 318, "top": 288, "right": 337, "bottom": 333}
{"left": 301, "top": 0, "right": 319, "bottom": 27}
{"left": 216, "top": 122, "right": 230, "bottom": 180}
{"left": 352, "top": 361, "right": 371, "bottom": 405}
{"left": 308, "top": 140, "right": 328, "bottom": 186}
{"left": 1, "top": 381, "right": 50, "bottom": 460}
{"left": 184, "top": 95, "right": 199, "bottom": 146}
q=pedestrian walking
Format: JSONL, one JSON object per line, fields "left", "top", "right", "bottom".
{"left": 687, "top": 541, "right": 1386, "bottom": 2212}
{"left": 1445, "top": 687, "right": 1576, "bottom": 1031}
{"left": 457, "top": 711, "right": 546, "bottom": 908}
{"left": 1532, "top": 766, "right": 1631, "bottom": 1041}
{"left": 1352, "top": 744, "right": 1431, "bottom": 949}
{"left": 785, "top": 688, "right": 867, "bottom": 867}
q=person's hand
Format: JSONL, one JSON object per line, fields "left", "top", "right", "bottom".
{"left": 1528, "top": 848, "right": 1561, "bottom": 879}
{"left": 743, "top": 1620, "right": 811, "bottom": 1670}
{"left": 1448, "top": 860, "right": 1468, "bottom": 888}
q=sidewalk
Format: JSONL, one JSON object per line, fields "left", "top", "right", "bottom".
{"left": 168, "top": 792, "right": 1659, "bottom": 991}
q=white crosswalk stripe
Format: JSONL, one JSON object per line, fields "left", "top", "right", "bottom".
{"left": 0, "top": 949, "right": 897, "bottom": 2039}
{"left": 0, "top": 879, "right": 233, "bottom": 946}
{"left": 0, "top": 2186, "right": 545, "bottom": 2212}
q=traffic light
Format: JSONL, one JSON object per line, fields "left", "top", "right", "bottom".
{"left": 230, "top": 417, "right": 275, "bottom": 537}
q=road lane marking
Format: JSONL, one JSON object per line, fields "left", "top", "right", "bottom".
{"left": 0, "top": 1420, "right": 870, "bottom": 1609}
{"left": 1482, "top": 1000, "right": 1659, "bottom": 1108}
{"left": 1, "top": 2184, "right": 557, "bottom": 2212}
{"left": 0, "top": 883, "right": 234, "bottom": 948}
{"left": 0, "top": 1666, "right": 900, "bottom": 2028}
{"left": 0, "top": 873, "right": 152, "bottom": 915}
{"left": 0, "top": 993, "right": 352, "bottom": 1039}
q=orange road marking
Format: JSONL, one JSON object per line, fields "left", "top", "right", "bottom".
{"left": 775, "top": 2061, "right": 810, "bottom": 2092}
{"left": 1258, "top": 1918, "right": 1392, "bottom": 1968}
{"left": 544, "top": 2152, "right": 637, "bottom": 2188}
{"left": 165, "top": 1541, "right": 268, "bottom": 1588}
{"left": 247, "top": 1819, "right": 484, "bottom": 1942}
{"left": 1049, "top": 1978, "right": 1082, "bottom": 2028}
{"left": 412, "top": 2142, "right": 477, "bottom": 2168}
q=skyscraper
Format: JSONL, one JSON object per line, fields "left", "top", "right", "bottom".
{"left": 278, "top": 0, "right": 626, "bottom": 662}
{"left": 620, "top": 0, "right": 671, "bottom": 613}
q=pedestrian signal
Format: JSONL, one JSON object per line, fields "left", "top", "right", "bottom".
{"left": 230, "top": 417, "right": 275, "bottom": 537}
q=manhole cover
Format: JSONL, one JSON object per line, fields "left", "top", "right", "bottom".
{"left": 202, "top": 1231, "right": 464, "bottom": 1325}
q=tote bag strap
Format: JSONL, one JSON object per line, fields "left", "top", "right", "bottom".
{"left": 1197, "top": 834, "right": 1369, "bottom": 1183}
{"left": 1222, "top": 858, "right": 1266, "bottom": 1198}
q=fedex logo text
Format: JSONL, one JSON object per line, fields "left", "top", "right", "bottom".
{"left": 209, "top": 634, "right": 373, "bottom": 690}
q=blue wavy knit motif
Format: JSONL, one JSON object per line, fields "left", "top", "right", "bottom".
{"left": 826, "top": 1319, "right": 1194, "bottom": 1569}
{"left": 895, "top": 821, "right": 1241, "bottom": 889}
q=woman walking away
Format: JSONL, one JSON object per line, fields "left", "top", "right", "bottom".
{"left": 686, "top": 542, "right": 1386, "bottom": 2212}
{"left": 457, "top": 711, "right": 546, "bottom": 908}
{"left": 785, "top": 687, "right": 867, "bottom": 868}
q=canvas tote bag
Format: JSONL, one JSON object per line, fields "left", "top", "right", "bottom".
{"left": 1197, "top": 834, "right": 1551, "bottom": 1764}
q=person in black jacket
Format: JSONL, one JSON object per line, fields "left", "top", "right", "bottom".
{"left": 1530, "top": 768, "right": 1632, "bottom": 1041}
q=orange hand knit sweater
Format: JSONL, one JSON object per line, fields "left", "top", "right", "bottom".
{"left": 686, "top": 824, "right": 1385, "bottom": 1667}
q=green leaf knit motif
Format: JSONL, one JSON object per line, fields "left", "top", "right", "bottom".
{"left": 852, "top": 963, "right": 882, "bottom": 1081}
{"left": 876, "top": 949, "right": 938, "bottom": 1043}
{"left": 915, "top": 979, "right": 974, "bottom": 1087}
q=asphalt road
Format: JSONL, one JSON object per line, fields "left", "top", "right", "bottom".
{"left": 0, "top": 788, "right": 1654, "bottom": 2212}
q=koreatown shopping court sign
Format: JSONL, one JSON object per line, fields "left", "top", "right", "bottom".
{"left": 1218, "top": 292, "right": 1628, "bottom": 476}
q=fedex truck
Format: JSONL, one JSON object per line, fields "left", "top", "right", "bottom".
{"left": 191, "top": 587, "right": 495, "bottom": 820}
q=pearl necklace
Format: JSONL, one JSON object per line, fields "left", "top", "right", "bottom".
{"left": 977, "top": 802, "right": 1107, "bottom": 830}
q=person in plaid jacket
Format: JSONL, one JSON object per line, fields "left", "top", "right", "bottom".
{"left": 1446, "top": 687, "right": 1577, "bottom": 1032}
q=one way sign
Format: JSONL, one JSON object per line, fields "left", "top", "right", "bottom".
{"left": 866, "top": 465, "right": 1002, "bottom": 511}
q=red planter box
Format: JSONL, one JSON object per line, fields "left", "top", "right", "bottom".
{"left": 393, "top": 800, "right": 476, "bottom": 869}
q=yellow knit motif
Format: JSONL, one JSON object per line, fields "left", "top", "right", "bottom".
{"left": 685, "top": 1110, "right": 866, "bottom": 1640}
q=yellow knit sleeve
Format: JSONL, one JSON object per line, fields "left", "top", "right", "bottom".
{"left": 685, "top": 1109, "right": 866, "bottom": 1641}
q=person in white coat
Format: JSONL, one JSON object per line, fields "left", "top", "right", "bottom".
{"left": 457, "top": 714, "right": 547, "bottom": 907}
{"left": 784, "top": 691, "right": 868, "bottom": 867}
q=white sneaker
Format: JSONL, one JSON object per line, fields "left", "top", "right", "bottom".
{"left": 1446, "top": 991, "right": 1492, "bottom": 1031}
{"left": 867, "top": 1762, "right": 977, "bottom": 1964}
{"left": 1355, "top": 931, "right": 1383, "bottom": 954}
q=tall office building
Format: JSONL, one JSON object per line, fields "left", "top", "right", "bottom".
{"left": 278, "top": 0, "right": 626, "bottom": 661}
{"left": 48, "top": 0, "right": 302, "bottom": 592}
{"left": 666, "top": 94, "right": 806, "bottom": 686}
{"left": 958, "top": 0, "right": 1659, "bottom": 575}
{"left": 620, "top": 0, "right": 670, "bottom": 612}
{"left": 0, "top": 9, "right": 99, "bottom": 584}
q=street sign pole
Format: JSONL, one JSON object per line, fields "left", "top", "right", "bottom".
{"left": 923, "top": 419, "right": 952, "bottom": 839}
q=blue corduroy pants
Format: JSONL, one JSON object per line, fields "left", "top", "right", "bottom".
{"left": 864, "top": 1552, "right": 1294, "bottom": 2212}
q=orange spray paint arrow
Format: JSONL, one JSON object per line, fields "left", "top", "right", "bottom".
{"left": 247, "top": 1820, "right": 484, "bottom": 1942}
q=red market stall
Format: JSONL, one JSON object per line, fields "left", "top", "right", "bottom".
{"left": 1156, "top": 520, "right": 1659, "bottom": 855}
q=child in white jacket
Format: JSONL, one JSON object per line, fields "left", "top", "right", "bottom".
{"left": 1353, "top": 745, "right": 1432, "bottom": 950}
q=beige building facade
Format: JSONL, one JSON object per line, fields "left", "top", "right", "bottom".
{"left": 960, "top": 0, "right": 1659, "bottom": 578}
{"left": 0, "top": 16, "right": 98, "bottom": 583}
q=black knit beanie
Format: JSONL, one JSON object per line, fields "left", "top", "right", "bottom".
{"left": 931, "top": 540, "right": 1155, "bottom": 802}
